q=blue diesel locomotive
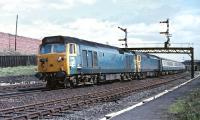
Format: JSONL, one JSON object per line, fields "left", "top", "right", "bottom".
{"left": 36, "top": 36, "right": 185, "bottom": 88}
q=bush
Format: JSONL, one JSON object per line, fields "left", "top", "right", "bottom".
{"left": 169, "top": 89, "right": 200, "bottom": 120}
{"left": 0, "top": 66, "right": 36, "bottom": 77}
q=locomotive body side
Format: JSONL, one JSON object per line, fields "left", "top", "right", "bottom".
{"left": 36, "top": 36, "right": 136, "bottom": 88}
{"left": 78, "top": 44, "right": 135, "bottom": 74}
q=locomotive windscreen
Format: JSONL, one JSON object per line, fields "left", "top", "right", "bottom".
{"left": 40, "top": 43, "right": 65, "bottom": 54}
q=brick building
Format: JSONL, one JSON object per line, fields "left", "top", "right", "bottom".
{"left": 0, "top": 32, "right": 41, "bottom": 55}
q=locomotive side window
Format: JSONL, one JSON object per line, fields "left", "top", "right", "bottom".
{"left": 93, "top": 51, "right": 98, "bottom": 67}
{"left": 69, "top": 43, "right": 76, "bottom": 54}
{"left": 82, "top": 50, "right": 88, "bottom": 67}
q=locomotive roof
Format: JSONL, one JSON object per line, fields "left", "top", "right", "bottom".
{"left": 42, "top": 35, "right": 121, "bottom": 50}
{"left": 42, "top": 36, "right": 183, "bottom": 64}
{"left": 133, "top": 51, "right": 160, "bottom": 59}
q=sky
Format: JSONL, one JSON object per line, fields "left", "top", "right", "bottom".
{"left": 0, "top": 0, "right": 199, "bottom": 61}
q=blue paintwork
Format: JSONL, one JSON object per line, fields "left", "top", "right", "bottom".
{"left": 42, "top": 36, "right": 185, "bottom": 76}
{"left": 69, "top": 43, "right": 135, "bottom": 75}
{"left": 69, "top": 42, "right": 185, "bottom": 75}
{"left": 135, "top": 52, "right": 160, "bottom": 72}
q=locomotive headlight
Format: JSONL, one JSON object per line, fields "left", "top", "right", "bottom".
{"left": 57, "top": 56, "right": 63, "bottom": 62}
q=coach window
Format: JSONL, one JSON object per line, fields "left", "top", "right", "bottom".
{"left": 69, "top": 43, "right": 76, "bottom": 54}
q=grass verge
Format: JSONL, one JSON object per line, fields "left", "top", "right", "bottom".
{"left": 0, "top": 66, "right": 36, "bottom": 77}
{"left": 169, "top": 88, "right": 200, "bottom": 120}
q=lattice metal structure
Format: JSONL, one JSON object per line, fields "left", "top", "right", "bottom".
{"left": 122, "top": 47, "right": 194, "bottom": 78}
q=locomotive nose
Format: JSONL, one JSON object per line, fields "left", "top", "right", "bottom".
{"left": 37, "top": 54, "right": 66, "bottom": 73}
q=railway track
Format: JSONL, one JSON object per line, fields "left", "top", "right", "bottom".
{"left": 0, "top": 82, "right": 45, "bottom": 92}
{"left": 0, "top": 73, "right": 186, "bottom": 100}
{"left": 0, "top": 87, "right": 47, "bottom": 98}
{"left": 0, "top": 73, "right": 189, "bottom": 120}
{"left": 0, "top": 75, "right": 44, "bottom": 92}
{"left": 0, "top": 83, "right": 46, "bottom": 100}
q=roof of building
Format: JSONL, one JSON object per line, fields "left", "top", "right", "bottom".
{"left": 183, "top": 60, "right": 200, "bottom": 63}
{"left": 183, "top": 60, "right": 200, "bottom": 65}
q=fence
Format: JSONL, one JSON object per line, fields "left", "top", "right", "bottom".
{"left": 0, "top": 55, "right": 37, "bottom": 67}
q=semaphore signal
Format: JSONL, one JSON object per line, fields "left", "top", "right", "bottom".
{"left": 159, "top": 18, "right": 172, "bottom": 48}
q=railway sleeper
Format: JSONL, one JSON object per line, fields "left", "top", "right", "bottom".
{"left": 61, "top": 105, "right": 71, "bottom": 111}
{"left": 52, "top": 113, "right": 64, "bottom": 117}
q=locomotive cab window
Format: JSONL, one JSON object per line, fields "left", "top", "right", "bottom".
{"left": 69, "top": 43, "right": 76, "bottom": 54}
{"left": 53, "top": 44, "right": 65, "bottom": 53}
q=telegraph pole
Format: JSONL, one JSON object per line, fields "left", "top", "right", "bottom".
{"left": 159, "top": 18, "right": 172, "bottom": 48}
{"left": 14, "top": 14, "right": 18, "bottom": 51}
{"left": 118, "top": 26, "right": 128, "bottom": 48}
